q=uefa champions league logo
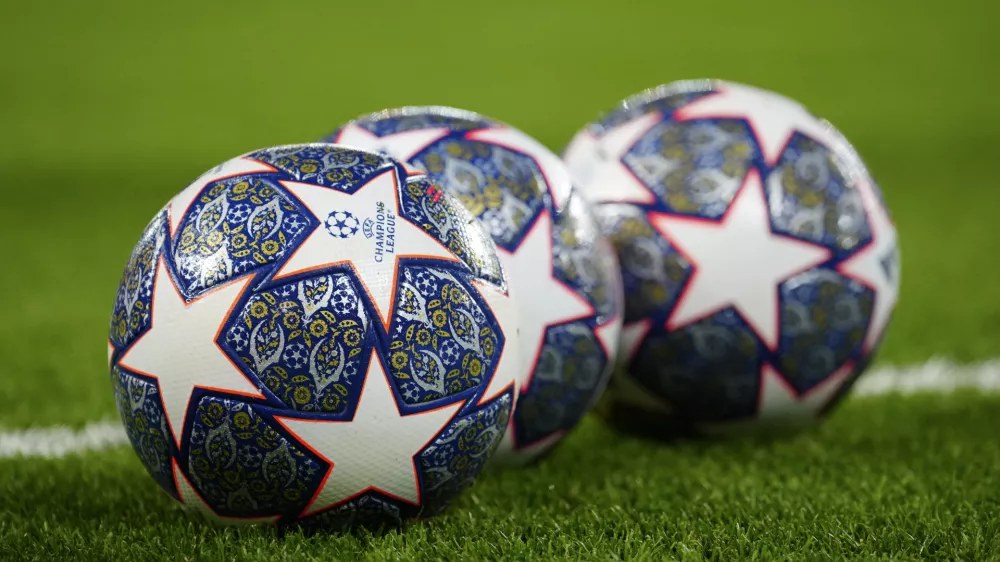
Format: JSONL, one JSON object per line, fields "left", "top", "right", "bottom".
{"left": 323, "top": 205, "right": 397, "bottom": 263}
{"left": 324, "top": 210, "right": 360, "bottom": 239}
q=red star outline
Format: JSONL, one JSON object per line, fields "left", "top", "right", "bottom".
{"left": 566, "top": 110, "right": 673, "bottom": 206}
{"left": 331, "top": 124, "right": 444, "bottom": 177}
{"left": 499, "top": 209, "right": 604, "bottom": 451}
{"left": 271, "top": 352, "right": 463, "bottom": 519}
{"left": 118, "top": 257, "right": 265, "bottom": 449}
{"left": 107, "top": 338, "right": 116, "bottom": 370}
{"left": 471, "top": 279, "right": 519, "bottom": 408}
{"left": 465, "top": 127, "right": 576, "bottom": 210}
{"left": 170, "top": 458, "right": 280, "bottom": 525}
{"left": 755, "top": 361, "right": 854, "bottom": 418}
{"left": 648, "top": 169, "right": 833, "bottom": 353}
{"left": 168, "top": 158, "right": 279, "bottom": 238}
{"left": 673, "top": 86, "right": 812, "bottom": 168}
{"left": 339, "top": 122, "right": 613, "bottom": 452}
{"left": 836, "top": 250, "right": 887, "bottom": 353}
{"left": 835, "top": 180, "right": 897, "bottom": 353}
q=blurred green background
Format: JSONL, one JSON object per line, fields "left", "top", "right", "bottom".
{"left": 2, "top": 0, "right": 998, "bottom": 428}
{"left": 3, "top": 0, "right": 997, "bottom": 165}
{"left": 1, "top": 1, "right": 999, "bottom": 559}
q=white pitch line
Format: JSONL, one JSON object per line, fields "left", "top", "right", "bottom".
{"left": 852, "top": 357, "right": 1000, "bottom": 396}
{"left": 0, "top": 419, "right": 128, "bottom": 460}
{"left": 2, "top": 358, "right": 999, "bottom": 460}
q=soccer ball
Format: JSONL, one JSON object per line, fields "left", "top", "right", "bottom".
{"left": 563, "top": 80, "right": 901, "bottom": 434}
{"left": 323, "top": 107, "right": 624, "bottom": 463}
{"left": 107, "top": 144, "right": 520, "bottom": 527}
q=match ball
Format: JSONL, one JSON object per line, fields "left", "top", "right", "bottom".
{"left": 563, "top": 80, "right": 901, "bottom": 434}
{"left": 325, "top": 107, "right": 624, "bottom": 463}
{"left": 107, "top": 144, "right": 519, "bottom": 527}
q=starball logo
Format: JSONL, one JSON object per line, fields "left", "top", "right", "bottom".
{"left": 324, "top": 199, "right": 402, "bottom": 263}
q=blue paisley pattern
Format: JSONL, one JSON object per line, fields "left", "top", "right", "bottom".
{"left": 768, "top": 135, "right": 873, "bottom": 256}
{"left": 419, "top": 391, "right": 513, "bottom": 515}
{"left": 632, "top": 310, "right": 764, "bottom": 421}
{"left": 581, "top": 82, "right": 884, "bottom": 424}
{"left": 109, "top": 143, "right": 512, "bottom": 525}
{"left": 551, "top": 194, "right": 619, "bottom": 319}
{"left": 621, "top": 117, "right": 756, "bottom": 220}
{"left": 351, "top": 107, "right": 494, "bottom": 136}
{"left": 225, "top": 274, "right": 371, "bottom": 415}
{"left": 111, "top": 367, "right": 176, "bottom": 498}
{"left": 514, "top": 323, "right": 608, "bottom": 444}
{"left": 172, "top": 175, "right": 309, "bottom": 297}
{"left": 326, "top": 109, "right": 623, "bottom": 456}
{"left": 299, "top": 493, "right": 402, "bottom": 530}
{"left": 187, "top": 396, "right": 323, "bottom": 519}
{"left": 597, "top": 205, "right": 690, "bottom": 324}
{"left": 777, "top": 269, "right": 873, "bottom": 392}
{"left": 405, "top": 138, "right": 546, "bottom": 250}
{"left": 389, "top": 266, "right": 501, "bottom": 405}
{"left": 109, "top": 211, "right": 166, "bottom": 349}
{"left": 248, "top": 144, "right": 390, "bottom": 191}
{"left": 398, "top": 175, "right": 505, "bottom": 288}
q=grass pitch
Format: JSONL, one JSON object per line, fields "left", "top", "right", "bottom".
{"left": 3, "top": 393, "right": 999, "bottom": 560}
{"left": 0, "top": 0, "right": 998, "bottom": 559}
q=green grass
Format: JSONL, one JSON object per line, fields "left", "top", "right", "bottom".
{"left": 2, "top": 393, "right": 999, "bottom": 561}
{"left": 1, "top": 0, "right": 999, "bottom": 558}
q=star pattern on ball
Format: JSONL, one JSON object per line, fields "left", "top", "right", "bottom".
{"left": 471, "top": 280, "right": 520, "bottom": 406}
{"left": 593, "top": 313, "right": 623, "bottom": 373}
{"left": 274, "top": 168, "right": 462, "bottom": 328}
{"left": 171, "top": 460, "right": 279, "bottom": 525}
{"left": 334, "top": 123, "right": 449, "bottom": 176}
{"left": 562, "top": 112, "right": 662, "bottom": 205}
{"left": 674, "top": 82, "right": 841, "bottom": 167}
{"left": 167, "top": 157, "right": 278, "bottom": 237}
{"left": 273, "top": 355, "right": 462, "bottom": 517}
{"left": 466, "top": 127, "right": 575, "bottom": 210}
{"left": 649, "top": 170, "right": 832, "bottom": 351}
{"left": 497, "top": 210, "right": 595, "bottom": 402}
{"left": 755, "top": 362, "right": 853, "bottom": 423}
{"left": 838, "top": 177, "right": 900, "bottom": 351}
{"left": 117, "top": 259, "right": 266, "bottom": 447}
{"left": 498, "top": 423, "right": 564, "bottom": 462}
{"left": 338, "top": 122, "right": 576, "bottom": 211}
{"left": 583, "top": 302, "right": 624, "bottom": 416}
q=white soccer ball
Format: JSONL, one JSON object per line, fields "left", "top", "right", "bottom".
{"left": 564, "top": 80, "right": 901, "bottom": 434}
{"left": 325, "top": 107, "right": 625, "bottom": 463}
{"left": 107, "top": 144, "right": 520, "bottom": 527}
